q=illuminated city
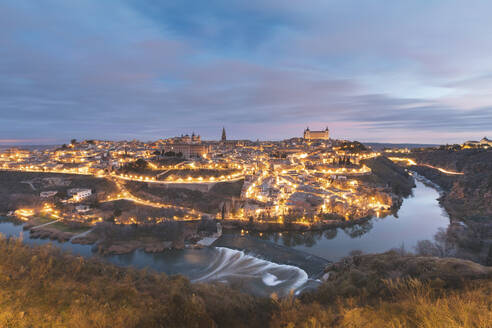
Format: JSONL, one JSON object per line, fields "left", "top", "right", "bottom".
{"left": 1, "top": 129, "right": 394, "bottom": 228}
{"left": 1, "top": 1, "right": 492, "bottom": 326}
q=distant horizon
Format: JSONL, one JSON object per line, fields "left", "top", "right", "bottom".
{"left": 0, "top": 134, "right": 459, "bottom": 147}
{"left": 0, "top": 126, "right": 486, "bottom": 146}
{"left": 1, "top": 132, "right": 489, "bottom": 146}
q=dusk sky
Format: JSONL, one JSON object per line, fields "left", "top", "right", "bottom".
{"left": 1, "top": 0, "right": 492, "bottom": 145}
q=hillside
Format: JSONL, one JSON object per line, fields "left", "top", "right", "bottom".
{"left": 360, "top": 156, "right": 415, "bottom": 197}
{"left": 399, "top": 148, "right": 492, "bottom": 265}
{"left": 0, "top": 170, "right": 118, "bottom": 213}
{"left": 1, "top": 236, "right": 491, "bottom": 328}
{"left": 411, "top": 148, "right": 492, "bottom": 220}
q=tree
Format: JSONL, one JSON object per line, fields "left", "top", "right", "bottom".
{"left": 113, "top": 208, "right": 122, "bottom": 218}
{"left": 134, "top": 158, "right": 148, "bottom": 169}
{"left": 221, "top": 204, "right": 226, "bottom": 220}
{"left": 414, "top": 228, "right": 456, "bottom": 257}
{"left": 105, "top": 216, "right": 115, "bottom": 223}
{"left": 70, "top": 139, "right": 77, "bottom": 145}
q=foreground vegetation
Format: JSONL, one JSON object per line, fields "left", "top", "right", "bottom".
{"left": 1, "top": 236, "right": 491, "bottom": 328}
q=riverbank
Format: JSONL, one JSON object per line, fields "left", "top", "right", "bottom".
{"left": 0, "top": 215, "right": 221, "bottom": 255}
{"left": 1, "top": 235, "right": 491, "bottom": 328}
{"left": 394, "top": 148, "right": 492, "bottom": 265}
{"left": 402, "top": 148, "right": 492, "bottom": 220}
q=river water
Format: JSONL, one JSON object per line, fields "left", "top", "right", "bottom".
{"left": 0, "top": 179, "right": 449, "bottom": 296}
{"left": 263, "top": 179, "right": 449, "bottom": 261}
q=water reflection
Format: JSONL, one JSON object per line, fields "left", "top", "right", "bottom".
{"left": 246, "top": 220, "right": 375, "bottom": 248}
{"left": 324, "top": 228, "right": 337, "bottom": 240}
{"left": 342, "top": 221, "right": 374, "bottom": 238}
{"left": 416, "top": 222, "right": 492, "bottom": 266}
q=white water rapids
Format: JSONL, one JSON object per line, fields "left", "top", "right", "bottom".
{"left": 192, "top": 247, "right": 311, "bottom": 296}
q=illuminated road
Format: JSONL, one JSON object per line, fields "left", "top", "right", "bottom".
{"left": 388, "top": 157, "right": 464, "bottom": 175}
{"left": 102, "top": 178, "right": 205, "bottom": 220}
{"left": 112, "top": 173, "right": 244, "bottom": 184}
{"left": 419, "top": 164, "right": 464, "bottom": 175}
{"left": 0, "top": 167, "right": 245, "bottom": 184}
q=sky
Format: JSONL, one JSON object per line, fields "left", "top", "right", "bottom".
{"left": 1, "top": 0, "right": 492, "bottom": 145}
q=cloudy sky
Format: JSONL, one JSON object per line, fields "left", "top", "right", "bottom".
{"left": 1, "top": 0, "right": 492, "bottom": 144}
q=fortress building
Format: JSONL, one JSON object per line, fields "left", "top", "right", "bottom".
{"left": 303, "top": 127, "right": 330, "bottom": 140}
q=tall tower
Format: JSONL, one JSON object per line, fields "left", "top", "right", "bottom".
{"left": 303, "top": 127, "right": 310, "bottom": 139}
{"left": 221, "top": 127, "right": 227, "bottom": 142}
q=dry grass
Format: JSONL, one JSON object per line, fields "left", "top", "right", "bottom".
{"left": 340, "top": 279, "right": 492, "bottom": 328}
{"left": 269, "top": 279, "right": 492, "bottom": 328}
{"left": 0, "top": 235, "right": 491, "bottom": 327}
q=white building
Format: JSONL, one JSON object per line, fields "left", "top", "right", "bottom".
{"left": 40, "top": 190, "right": 58, "bottom": 198}
{"left": 68, "top": 188, "right": 92, "bottom": 201}
{"left": 75, "top": 205, "right": 91, "bottom": 213}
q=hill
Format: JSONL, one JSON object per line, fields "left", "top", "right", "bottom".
{"left": 1, "top": 236, "right": 491, "bottom": 328}
{"left": 396, "top": 148, "right": 492, "bottom": 265}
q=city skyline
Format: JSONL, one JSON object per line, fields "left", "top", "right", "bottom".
{"left": 2, "top": 1, "right": 492, "bottom": 144}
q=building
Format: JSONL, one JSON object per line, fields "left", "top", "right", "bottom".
{"left": 218, "top": 127, "right": 251, "bottom": 149}
{"left": 221, "top": 127, "right": 227, "bottom": 142}
{"left": 75, "top": 204, "right": 91, "bottom": 213}
{"left": 40, "top": 191, "right": 58, "bottom": 198}
{"left": 160, "top": 132, "right": 209, "bottom": 158}
{"left": 191, "top": 133, "right": 201, "bottom": 143}
{"left": 303, "top": 127, "right": 330, "bottom": 140}
{"left": 68, "top": 188, "right": 92, "bottom": 201}
{"left": 164, "top": 143, "right": 210, "bottom": 158}
{"left": 464, "top": 137, "right": 492, "bottom": 148}
{"left": 164, "top": 132, "right": 202, "bottom": 145}
{"left": 480, "top": 137, "right": 492, "bottom": 147}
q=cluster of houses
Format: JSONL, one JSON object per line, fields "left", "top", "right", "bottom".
{"left": 464, "top": 137, "right": 492, "bottom": 148}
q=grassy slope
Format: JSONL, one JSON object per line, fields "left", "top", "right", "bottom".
{"left": 0, "top": 170, "right": 118, "bottom": 212}
{"left": 411, "top": 148, "right": 492, "bottom": 220}
{"left": 124, "top": 180, "right": 244, "bottom": 214}
{"left": 360, "top": 156, "right": 415, "bottom": 197}
{"left": 1, "top": 237, "right": 491, "bottom": 328}
{"left": 0, "top": 236, "right": 270, "bottom": 328}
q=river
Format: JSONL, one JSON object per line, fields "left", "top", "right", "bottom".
{"left": 262, "top": 179, "right": 449, "bottom": 261}
{"left": 0, "top": 179, "right": 449, "bottom": 296}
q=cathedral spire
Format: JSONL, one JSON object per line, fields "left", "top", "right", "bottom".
{"left": 221, "top": 127, "right": 226, "bottom": 142}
